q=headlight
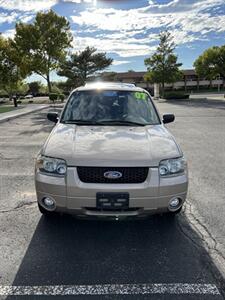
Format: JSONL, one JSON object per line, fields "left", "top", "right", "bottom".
{"left": 36, "top": 155, "right": 67, "bottom": 175}
{"left": 159, "top": 157, "right": 186, "bottom": 176}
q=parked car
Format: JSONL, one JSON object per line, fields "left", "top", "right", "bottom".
{"left": 35, "top": 82, "right": 188, "bottom": 219}
{"left": 24, "top": 94, "right": 33, "bottom": 99}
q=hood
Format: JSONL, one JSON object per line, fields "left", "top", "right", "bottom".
{"left": 42, "top": 123, "right": 181, "bottom": 167}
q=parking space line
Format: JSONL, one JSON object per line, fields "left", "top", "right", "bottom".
{"left": 0, "top": 283, "right": 220, "bottom": 296}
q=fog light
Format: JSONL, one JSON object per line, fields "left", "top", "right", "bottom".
{"left": 42, "top": 197, "right": 56, "bottom": 210}
{"left": 168, "top": 198, "right": 181, "bottom": 210}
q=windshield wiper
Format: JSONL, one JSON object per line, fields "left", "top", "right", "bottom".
{"left": 62, "top": 119, "right": 149, "bottom": 126}
{"left": 97, "top": 120, "right": 148, "bottom": 126}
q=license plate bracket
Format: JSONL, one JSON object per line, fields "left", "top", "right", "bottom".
{"left": 96, "top": 192, "right": 129, "bottom": 210}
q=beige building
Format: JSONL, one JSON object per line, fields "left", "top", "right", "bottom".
{"left": 101, "top": 70, "right": 224, "bottom": 92}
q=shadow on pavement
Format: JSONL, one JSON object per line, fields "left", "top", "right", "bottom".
{"left": 6, "top": 213, "right": 224, "bottom": 299}
{"left": 18, "top": 109, "right": 60, "bottom": 135}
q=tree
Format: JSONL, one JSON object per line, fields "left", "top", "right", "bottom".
{"left": 28, "top": 81, "right": 42, "bottom": 96}
{"left": 14, "top": 10, "right": 72, "bottom": 93}
{"left": 0, "top": 36, "right": 26, "bottom": 107}
{"left": 17, "top": 82, "right": 29, "bottom": 96}
{"left": 194, "top": 46, "right": 225, "bottom": 87}
{"left": 55, "top": 80, "right": 72, "bottom": 94}
{"left": 58, "top": 46, "right": 113, "bottom": 89}
{"left": 144, "top": 31, "right": 182, "bottom": 96}
{"left": 51, "top": 82, "right": 63, "bottom": 94}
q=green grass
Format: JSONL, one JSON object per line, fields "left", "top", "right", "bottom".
{"left": 0, "top": 106, "right": 15, "bottom": 113}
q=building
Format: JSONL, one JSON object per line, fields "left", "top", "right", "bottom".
{"left": 101, "top": 70, "right": 224, "bottom": 93}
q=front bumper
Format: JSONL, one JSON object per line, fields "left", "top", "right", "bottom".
{"left": 35, "top": 167, "right": 188, "bottom": 217}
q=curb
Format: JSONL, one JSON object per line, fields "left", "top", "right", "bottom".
{"left": 158, "top": 98, "right": 225, "bottom": 104}
{"left": 0, "top": 105, "right": 50, "bottom": 124}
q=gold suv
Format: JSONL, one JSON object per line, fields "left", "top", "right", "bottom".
{"left": 35, "top": 82, "right": 188, "bottom": 219}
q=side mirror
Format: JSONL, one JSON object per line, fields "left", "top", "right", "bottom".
{"left": 163, "top": 114, "right": 175, "bottom": 124}
{"left": 47, "top": 112, "right": 59, "bottom": 123}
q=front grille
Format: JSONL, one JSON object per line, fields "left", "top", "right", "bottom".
{"left": 77, "top": 167, "right": 149, "bottom": 184}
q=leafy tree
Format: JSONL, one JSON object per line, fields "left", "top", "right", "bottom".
{"left": 218, "top": 46, "right": 225, "bottom": 79}
{"left": 55, "top": 81, "right": 71, "bottom": 94}
{"left": 39, "top": 84, "right": 48, "bottom": 95}
{"left": 0, "top": 36, "right": 26, "bottom": 106}
{"left": 14, "top": 10, "right": 72, "bottom": 93}
{"left": 194, "top": 46, "right": 225, "bottom": 87}
{"left": 58, "top": 46, "right": 113, "bottom": 89}
{"left": 144, "top": 31, "right": 182, "bottom": 96}
{"left": 28, "top": 81, "right": 42, "bottom": 96}
{"left": 51, "top": 82, "right": 62, "bottom": 94}
{"left": 17, "top": 82, "right": 29, "bottom": 95}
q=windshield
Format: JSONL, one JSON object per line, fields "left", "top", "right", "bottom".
{"left": 61, "top": 90, "right": 160, "bottom": 126}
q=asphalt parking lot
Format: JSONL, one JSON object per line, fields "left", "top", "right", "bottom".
{"left": 0, "top": 100, "right": 225, "bottom": 299}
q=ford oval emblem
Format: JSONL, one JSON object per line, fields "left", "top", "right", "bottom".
{"left": 104, "top": 171, "right": 122, "bottom": 179}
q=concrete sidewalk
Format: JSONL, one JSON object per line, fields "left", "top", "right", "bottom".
{"left": 0, "top": 104, "right": 50, "bottom": 124}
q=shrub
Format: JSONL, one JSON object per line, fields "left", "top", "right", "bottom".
{"left": 164, "top": 92, "right": 190, "bottom": 100}
{"left": 28, "top": 100, "right": 33, "bottom": 103}
{"left": 59, "top": 93, "right": 65, "bottom": 102}
{"left": 49, "top": 93, "right": 58, "bottom": 102}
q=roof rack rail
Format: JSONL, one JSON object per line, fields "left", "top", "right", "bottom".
{"left": 121, "top": 83, "right": 136, "bottom": 87}
{"left": 84, "top": 81, "right": 136, "bottom": 87}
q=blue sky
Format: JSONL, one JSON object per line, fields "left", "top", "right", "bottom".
{"left": 0, "top": 0, "right": 225, "bottom": 82}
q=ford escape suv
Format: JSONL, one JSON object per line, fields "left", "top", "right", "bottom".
{"left": 35, "top": 82, "right": 188, "bottom": 219}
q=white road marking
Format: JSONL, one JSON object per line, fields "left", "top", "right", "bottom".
{"left": 0, "top": 283, "right": 220, "bottom": 296}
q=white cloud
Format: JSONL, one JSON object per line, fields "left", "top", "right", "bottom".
{"left": 0, "top": 0, "right": 224, "bottom": 60}
{"left": 0, "top": 0, "right": 58, "bottom": 12}
{"left": 20, "top": 14, "right": 34, "bottom": 22}
{"left": 70, "top": 0, "right": 225, "bottom": 57}
{"left": 112, "top": 60, "right": 131, "bottom": 66}
{"left": 0, "top": 11, "right": 18, "bottom": 23}
{"left": 72, "top": 35, "right": 156, "bottom": 57}
{"left": 64, "top": 0, "right": 94, "bottom": 3}
{"left": 71, "top": 8, "right": 158, "bottom": 32}
{"left": 71, "top": 3, "right": 225, "bottom": 33}
{"left": 2, "top": 28, "right": 15, "bottom": 38}
{"left": 146, "top": 0, "right": 225, "bottom": 14}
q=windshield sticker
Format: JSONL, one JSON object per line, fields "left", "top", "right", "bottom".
{"left": 133, "top": 92, "right": 148, "bottom": 100}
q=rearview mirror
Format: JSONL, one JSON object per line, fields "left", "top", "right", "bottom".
{"left": 47, "top": 112, "right": 59, "bottom": 123}
{"left": 163, "top": 114, "right": 175, "bottom": 124}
